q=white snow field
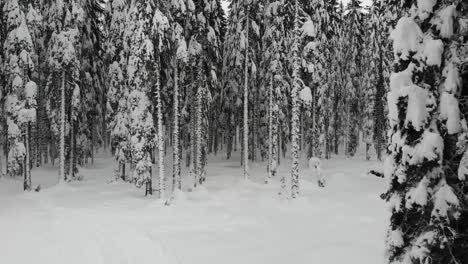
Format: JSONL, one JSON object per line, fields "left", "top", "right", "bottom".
{"left": 0, "top": 150, "right": 387, "bottom": 264}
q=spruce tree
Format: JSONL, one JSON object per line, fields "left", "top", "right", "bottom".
{"left": 384, "top": 1, "right": 467, "bottom": 262}
{"left": 2, "top": 0, "right": 37, "bottom": 189}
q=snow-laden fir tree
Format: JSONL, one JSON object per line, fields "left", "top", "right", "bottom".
{"left": 47, "top": 27, "right": 80, "bottom": 182}
{"left": 309, "top": 0, "right": 340, "bottom": 159}
{"left": 368, "top": 0, "right": 391, "bottom": 161}
{"left": 242, "top": 2, "right": 250, "bottom": 180}
{"left": 106, "top": 0, "right": 129, "bottom": 180}
{"left": 271, "top": 0, "right": 310, "bottom": 198}
{"left": 168, "top": 0, "right": 194, "bottom": 193}
{"left": 188, "top": 0, "right": 224, "bottom": 187}
{"left": 25, "top": 3, "right": 44, "bottom": 168}
{"left": 384, "top": 1, "right": 467, "bottom": 263}
{"left": 222, "top": 0, "right": 262, "bottom": 170}
{"left": 342, "top": 0, "right": 365, "bottom": 157}
{"left": 362, "top": 11, "right": 375, "bottom": 161}
{"left": 288, "top": 0, "right": 301, "bottom": 198}
{"left": 152, "top": 4, "right": 170, "bottom": 198}
{"left": 2, "top": 0, "right": 37, "bottom": 189}
{"left": 123, "top": 0, "right": 159, "bottom": 196}
{"left": 263, "top": 0, "right": 284, "bottom": 184}
{"left": 221, "top": 0, "right": 244, "bottom": 161}
{"left": 107, "top": 60, "right": 129, "bottom": 180}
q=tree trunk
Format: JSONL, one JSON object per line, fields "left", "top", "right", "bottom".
{"left": 69, "top": 120, "right": 75, "bottom": 179}
{"left": 156, "top": 68, "right": 164, "bottom": 198}
{"left": 59, "top": 71, "right": 66, "bottom": 182}
{"left": 24, "top": 123, "right": 31, "bottom": 191}
{"left": 366, "top": 143, "right": 371, "bottom": 161}
{"left": 290, "top": 0, "right": 300, "bottom": 198}
{"left": 195, "top": 57, "right": 204, "bottom": 187}
{"left": 267, "top": 75, "right": 278, "bottom": 183}
{"left": 267, "top": 75, "right": 273, "bottom": 184}
{"left": 243, "top": 9, "right": 250, "bottom": 180}
{"left": 172, "top": 58, "right": 181, "bottom": 191}
{"left": 4, "top": 119, "right": 8, "bottom": 176}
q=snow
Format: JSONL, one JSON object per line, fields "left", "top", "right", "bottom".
{"left": 422, "top": 37, "right": 443, "bottom": 66}
{"left": 405, "top": 177, "right": 429, "bottom": 209}
{"left": 443, "top": 63, "right": 461, "bottom": 94}
{"left": 388, "top": 193, "right": 403, "bottom": 213}
{"left": 458, "top": 150, "right": 468, "bottom": 181}
{"left": 153, "top": 9, "right": 169, "bottom": 32}
{"left": 188, "top": 38, "right": 202, "bottom": 56}
{"left": 440, "top": 63, "right": 462, "bottom": 134}
{"left": 301, "top": 20, "right": 316, "bottom": 37}
{"left": 437, "top": 5, "right": 456, "bottom": 38}
{"left": 18, "top": 108, "right": 36, "bottom": 123}
{"left": 406, "top": 230, "right": 437, "bottom": 262}
{"left": 417, "top": 0, "right": 436, "bottom": 19}
{"left": 0, "top": 150, "right": 387, "bottom": 264}
{"left": 431, "top": 180, "right": 460, "bottom": 220}
{"left": 25, "top": 81, "right": 37, "bottom": 99}
{"left": 440, "top": 92, "right": 461, "bottom": 134}
{"left": 388, "top": 228, "right": 404, "bottom": 248}
{"left": 389, "top": 65, "right": 413, "bottom": 94}
{"left": 402, "top": 130, "right": 443, "bottom": 165}
{"left": 401, "top": 85, "right": 430, "bottom": 131}
{"left": 177, "top": 39, "right": 188, "bottom": 62}
{"left": 390, "top": 17, "right": 423, "bottom": 60}
{"left": 299, "top": 86, "right": 312, "bottom": 103}
{"left": 12, "top": 75, "right": 23, "bottom": 90}
{"left": 172, "top": 0, "right": 187, "bottom": 13}
{"left": 7, "top": 120, "right": 21, "bottom": 137}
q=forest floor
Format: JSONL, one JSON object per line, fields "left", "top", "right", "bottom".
{"left": 0, "top": 148, "right": 388, "bottom": 264}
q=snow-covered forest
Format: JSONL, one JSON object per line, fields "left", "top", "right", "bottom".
{"left": 0, "top": 0, "right": 467, "bottom": 263}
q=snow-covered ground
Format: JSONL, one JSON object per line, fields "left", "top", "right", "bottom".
{"left": 0, "top": 149, "right": 388, "bottom": 264}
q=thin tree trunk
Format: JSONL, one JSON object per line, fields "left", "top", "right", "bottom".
{"left": 290, "top": 0, "right": 300, "bottom": 198}
{"left": 311, "top": 89, "right": 316, "bottom": 158}
{"left": 24, "top": 123, "right": 31, "bottom": 191}
{"left": 267, "top": 75, "right": 273, "bottom": 184}
{"left": 243, "top": 10, "right": 250, "bottom": 180}
{"left": 4, "top": 118, "right": 8, "bottom": 176}
{"left": 59, "top": 71, "right": 66, "bottom": 182}
{"left": 0, "top": 145, "right": 3, "bottom": 176}
{"left": 234, "top": 125, "right": 238, "bottom": 152}
{"left": 156, "top": 68, "right": 164, "bottom": 198}
{"left": 69, "top": 120, "right": 74, "bottom": 179}
{"left": 195, "top": 57, "right": 204, "bottom": 186}
{"left": 173, "top": 59, "right": 181, "bottom": 191}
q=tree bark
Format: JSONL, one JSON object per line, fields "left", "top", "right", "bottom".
{"left": 243, "top": 9, "right": 250, "bottom": 180}
{"left": 59, "top": 71, "right": 66, "bottom": 182}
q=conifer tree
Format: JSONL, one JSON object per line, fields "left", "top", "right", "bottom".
{"left": 123, "top": 0, "right": 159, "bottom": 196}
{"left": 342, "top": 0, "right": 365, "bottom": 157}
{"left": 107, "top": 0, "right": 129, "bottom": 180}
{"left": 47, "top": 27, "right": 80, "bottom": 182}
{"left": 168, "top": 0, "right": 193, "bottom": 193}
{"left": 2, "top": 0, "right": 38, "bottom": 189}
{"left": 263, "top": 0, "right": 283, "bottom": 184}
{"left": 384, "top": 1, "right": 467, "bottom": 262}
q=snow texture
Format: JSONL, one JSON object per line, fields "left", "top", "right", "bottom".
{"left": 390, "top": 17, "right": 423, "bottom": 60}
{"left": 0, "top": 151, "right": 387, "bottom": 264}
